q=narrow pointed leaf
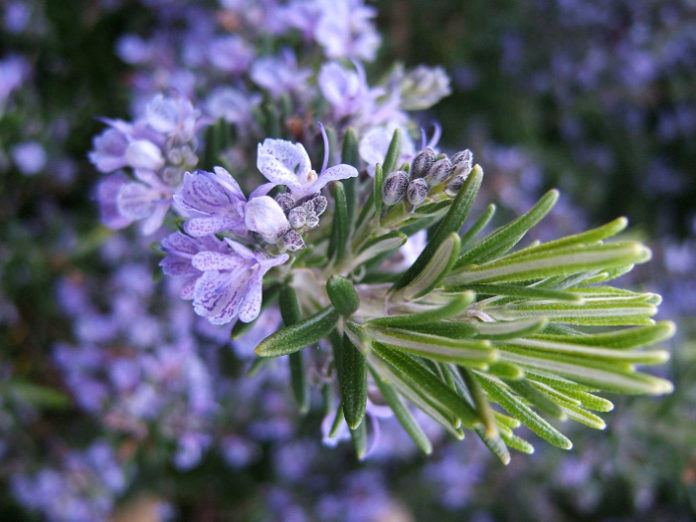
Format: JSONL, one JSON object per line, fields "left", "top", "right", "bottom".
{"left": 332, "top": 333, "right": 367, "bottom": 430}
{"left": 531, "top": 321, "right": 675, "bottom": 350}
{"left": 342, "top": 128, "right": 360, "bottom": 227}
{"left": 367, "top": 292, "right": 475, "bottom": 328}
{"left": 279, "top": 285, "right": 309, "bottom": 412}
{"left": 449, "top": 241, "right": 651, "bottom": 286}
{"left": 474, "top": 426, "right": 510, "bottom": 465}
{"left": 460, "top": 204, "right": 496, "bottom": 250}
{"left": 457, "top": 189, "right": 559, "bottom": 266}
{"left": 382, "top": 128, "right": 403, "bottom": 174}
{"left": 477, "top": 374, "right": 573, "bottom": 450}
{"left": 256, "top": 306, "right": 338, "bottom": 357}
{"left": 373, "top": 163, "right": 384, "bottom": 216}
{"left": 372, "top": 343, "right": 481, "bottom": 428}
{"left": 395, "top": 233, "right": 461, "bottom": 300}
{"left": 370, "top": 367, "right": 432, "bottom": 454}
{"left": 350, "top": 420, "right": 367, "bottom": 460}
{"left": 473, "top": 318, "right": 548, "bottom": 340}
{"left": 461, "top": 368, "right": 498, "bottom": 437}
{"left": 463, "top": 283, "right": 583, "bottom": 302}
{"left": 368, "top": 327, "right": 497, "bottom": 366}
{"left": 506, "top": 379, "right": 566, "bottom": 420}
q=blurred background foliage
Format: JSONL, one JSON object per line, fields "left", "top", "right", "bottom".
{"left": 1, "top": 1, "right": 694, "bottom": 520}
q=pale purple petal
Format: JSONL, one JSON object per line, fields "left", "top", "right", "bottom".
{"left": 192, "top": 251, "right": 245, "bottom": 271}
{"left": 238, "top": 276, "right": 262, "bottom": 323}
{"left": 244, "top": 196, "right": 290, "bottom": 243}
{"left": 96, "top": 172, "right": 132, "bottom": 229}
{"left": 258, "top": 252, "right": 290, "bottom": 270}
{"left": 139, "top": 200, "right": 170, "bottom": 235}
{"left": 125, "top": 139, "right": 164, "bottom": 171}
{"left": 193, "top": 270, "right": 247, "bottom": 325}
{"left": 117, "top": 182, "right": 157, "bottom": 220}
{"left": 303, "top": 164, "right": 358, "bottom": 197}
{"left": 184, "top": 216, "right": 233, "bottom": 237}
{"left": 257, "top": 138, "right": 311, "bottom": 188}
{"left": 89, "top": 128, "right": 129, "bottom": 173}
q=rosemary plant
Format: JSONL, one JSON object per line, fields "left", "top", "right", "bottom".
{"left": 253, "top": 128, "right": 674, "bottom": 463}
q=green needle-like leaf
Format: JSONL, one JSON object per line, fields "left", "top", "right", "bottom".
{"left": 370, "top": 367, "right": 433, "bottom": 454}
{"left": 372, "top": 343, "right": 481, "bottom": 428}
{"left": 456, "top": 189, "right": 559, "bottom": 266}
{"left": 368, "top": 326, "right": 497, "bottom": 366}
{"left": 279, "top": 286, "right": 309, "bottom": 413}
{"left": 382, "top": 128, "right": 403, "bottom": 174}
{"left": 367, "top": 292, "right": 475, "bottom": 328}
{"left": 256, "top": 306, "right": 339, "bottom": 357}
{"left": 373, "top": 163, "right": 384, "bottom": 217}
{"left": 477, "top": 373, "right": 573, "bottom": 450}
{"left": 460, "top": 203, "right": 496, "bottom": 250}
{"left": 393, "top": 233, "right": 461, "bottom": 300}
{"left": 332, "top": 333, "right": 368, "bottom": 430}
{"left": 449, "top": 241, "right": 651, "bottom": 286}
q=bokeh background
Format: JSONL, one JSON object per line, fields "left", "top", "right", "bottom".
{"left": 1, "top": 1, "right": 694, "bottom": 520}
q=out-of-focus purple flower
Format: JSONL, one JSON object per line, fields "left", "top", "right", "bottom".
{"left": 4, "top": 1, "right": 31, "bottom": 34}
{"left": 116, "top": 170, "right": 173, "bottom": 234}
{"left": 160, "top": 232, "right": 228, "bottom": 299}
{"left": 0, "top": 54, "right": 30, "bottom": 111}
{"left": 315, "top": 0, "right": 380, "bottom": 61}
{"left": 207, "top": 35, "right": 255, "bottom": 74}
{"left": 359, "top": 123, "right": 416, "bottom": 176}
{"left": 95, "top": 173, "right": 133, "bottom": 229}
{"left": 191, "top": 240, "right": 288, "bottom": 324}
{"left": 256, "top": 138, "right": 358, "bottom": 199}
{"left": 204, "top": 86, "right": 261, "bottom": 126}
{"left": 244, "top": 196, "right": 290, "bottom": 243}
{"left": 173, "top": 167, "right": 248, "bottom": 238}
{"left": 10, "top": 140, "right": 46, "bottom": 175}
{"left": 250, "top": 48, "right": 312, "bottom": 99}
{"left": 11, "top": 441, "right": 129, "bottom": 522}
{"left": 145, "top": 93, "right": 200, "bottom": 142}
{"left": 318, "top": 61, "right": 381, "bottom": 121}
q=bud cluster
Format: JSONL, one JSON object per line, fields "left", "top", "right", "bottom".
{"left": 275, "top": 193, "right": 329, "bottom": 252}
{"left": 382, "top": 147, "right": 475, "bottom": 207}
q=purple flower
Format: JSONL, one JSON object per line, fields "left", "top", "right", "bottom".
{"left": 116, "top": 170, "right": 173, "bottom": 234}
{"left": 250, "top": 48, "right": 312, "bottom": 99}
{"left": 207, "top": 35, "right": 255, "bottom": 74}
{"left": 144, "top": 93, "right": 199, "bottom": 142}
{"left": 256, "top": 138, "right": 358, "bottom": 199}
{"left": 318, "top": 61, "right": 382, "bottom": 121}
{"left": 11, "top": 140, "right": 46, "bottom": 176}
{"left": 191, "top": 240, "right": 289, "bottom": 325}
{"left": 204, "top": 86, "right": 261, "bottom": 126}
{"left": 173, "top": 167, "right": 248, "bottom": 238}
{"left": 89, "top": 128, "right": 130, "bottom": 173}
{"left": 160, "top": 232, "right": 228, "bottom": 299}
{"left": 315, "top": 0, "right": 380, "bottom": 61}
{"left": 358, "top": 123, "right": 415, "bottom": 176}
{"left": 0, "top": 54, "right": 29, "bottom": 109}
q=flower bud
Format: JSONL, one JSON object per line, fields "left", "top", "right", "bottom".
{"left": 245, "top": 196, "right": 290, "bottom": 243}
{"left": 425, "top": 157, "right": 452, "bottom": 186}
{"left": 326, "top": 275, "right": 360, "bottom": 316}
{"left": 451, "top": 148, "right": 473, "bottom": 177}
{"left": 382, "top": 170, "right": 409, "bottom": 205}
{"left": 125, "top": 139, "right": 164, "bottom": 171}
{"left": 407, "top": 178, "right": 429, "bottom": 206}
{"left": 288, "top": 206, "right": 307, "bottom": 229}
{"left": 282, "top": 230, "right": 305, "bottom": 252}
{"left": 410, "top": 147, "right": 436, "bottom": 178}
{"left": 305, "top": 213, "right": 320, "bottom": 229}
{"left": 275, "top": 193, "right": 296, "bottom": 213}
{"left": 445, "top": 174, "right": 467, "bottom": 196}
{"left": 311, "top": 195, "right": 328, "bottom": 216}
